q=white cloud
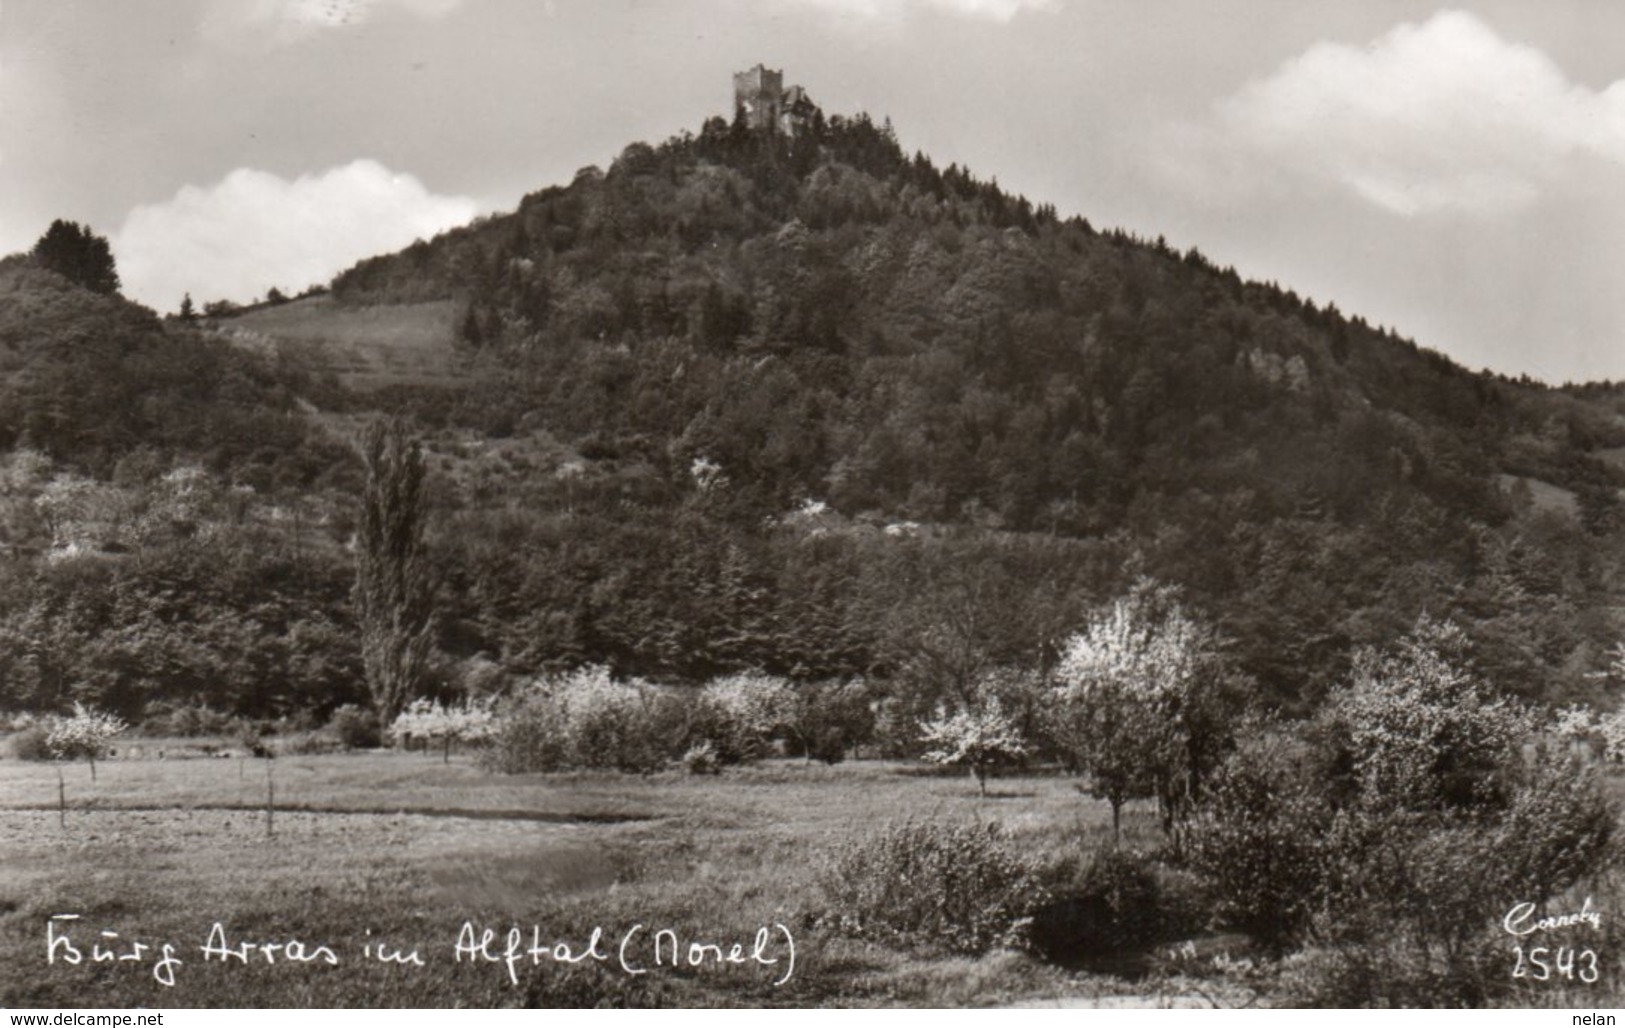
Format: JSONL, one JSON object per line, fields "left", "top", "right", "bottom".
{"left": 773, "top": 0, "right": 1056, "bottom": 25}
{"left": 113, "top": 160, "right": 478, "bottom": 310}
{"left": 1209, "top": 9, "right": 1625, "bottom": 216}
{"left": 203, "top": 0, "right": 464, "bottom": 45}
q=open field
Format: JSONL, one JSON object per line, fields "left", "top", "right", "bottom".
{"left": 0, "top": 752, "right": 1206, "bottom": 1008}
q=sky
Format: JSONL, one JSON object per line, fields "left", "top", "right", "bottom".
{"left": 3, "top": 1, "right": 1624, "bottom": 384}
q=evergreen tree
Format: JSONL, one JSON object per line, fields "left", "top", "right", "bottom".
{"left": 355, "top": 418, "right": 435, "bottom": 723}
{"left": 31, "top": 219, "right": 120, "bottom": 295}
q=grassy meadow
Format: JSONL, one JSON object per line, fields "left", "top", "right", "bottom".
{"left": 0, "top": 749, "right": 1179, "bottom": 1008}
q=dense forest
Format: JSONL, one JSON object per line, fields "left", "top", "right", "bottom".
{"left": 5, "top": 108, "right": 1625, "bottom": 729}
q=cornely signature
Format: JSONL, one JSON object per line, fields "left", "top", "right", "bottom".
{"left": 1503, "top": 898, "right": 1603, "bottom": 984}
{"left": 44, "top": 914, "right": 795, "bottom": 989}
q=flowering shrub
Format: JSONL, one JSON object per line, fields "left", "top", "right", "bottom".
{"left": 482, "top": 667, "right": 677, "bottom": 774}
{"left": 45, "top": 702, "right": 126, "bottom": 778}
{"left": 1324, "top": 618, "right": 1530, "bottom": 812}
{"left": 1553, "top": 703, "right": 1597, "bottom": 740}
{"left": 390, "top": 696, "right": 496, "bottom": 761}
{"left": 682, "top": 740, "right": 722, "bottom": 775}
{"left": 919, "top": 698, "right": 1027, "bottom": 795}
{"left": 1049, "top": 581, "right": 1231, "bottom": 837}
{"left": 690, "top": 672, "right": 794, "bottom": 763}
{"left": 1596, "top": 708, "right": 1625, "bottom": 763}
{"left": 819, "top": 819, "right": 1049, "bottom": 955}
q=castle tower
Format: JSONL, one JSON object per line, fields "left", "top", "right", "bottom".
{"left": 733, "top": 63, "right": 785, "bottom": 131}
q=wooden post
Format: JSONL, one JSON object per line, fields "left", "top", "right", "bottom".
{"left": 57, "top": 766, "right": 66, "bottom": 829}
{"left": 265, "top": 763, "right": 274, "bottom": 838}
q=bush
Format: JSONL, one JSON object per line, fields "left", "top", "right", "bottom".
{"left": 1322, "top": 617, "right": 1530, "bottom": 814}
{"left": 1030, "top": 848, "right": 1211, "bottom": 964}
{"left": 689, "top": 672, "right": 792, "bottom": 764}
{"left": 7, "top": 725, "right": 53, "bottom": 761}
{"left": 1185, "top": 621, "right": 1620, "bottom": 1004}
{"left": 1494, "top": 756, "right": 1618, "bottom": 901}
{"left": 482, "top": 691, "right": 572, "bottom": 773}
{"left": 1186, "top": 733, "right": 1333, "bottom": 949}
{"left": 561, "top": 675, "right": 671, "bottom": 773}
{"left": 481, "top": 667, "right": 676, "bottom": 774}
{"left": 139, "top": 703, "right": 240, "bottom": 738}
{"left": 1273, "top": 933, "right": 1509, "bottom": 1008}
{"left": 682, "top": 740, "right": 722, "bottom": 775}
{"left": 819, "top": 819, "right": 1049, "bottom": 955}
{"left": 789, "top": 678, "right": 874, "bottom": 764}
{"left": 238, "top": 724, "right": 273, "bottom": 758}
{"left": 1031, "top": 848, "right": 1165, "bottom": 960}
{"left": 330, "top": 705, "right": 382, "bottom": 749}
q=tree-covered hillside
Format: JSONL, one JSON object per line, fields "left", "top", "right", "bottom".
{"left": 328, "top": 113, "right": 1625, "bottom": 709}
{"left": 6, "top": 110, "right": 1625, "bottom": 722}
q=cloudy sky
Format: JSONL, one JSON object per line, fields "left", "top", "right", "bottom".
{"left": 4, "top": 1, "right": 1624, "bottom": 383}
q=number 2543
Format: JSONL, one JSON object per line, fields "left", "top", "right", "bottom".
{"left": 1512, "top": 945, "right": 1599, "bottom": 983}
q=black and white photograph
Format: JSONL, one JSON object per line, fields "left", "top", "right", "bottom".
{"left": 4, "top": 0, "right": 1625, "bottom": 1011}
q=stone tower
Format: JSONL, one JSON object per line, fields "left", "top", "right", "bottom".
{"left": 733, "top": 64, "right": 785, "bottom": 131}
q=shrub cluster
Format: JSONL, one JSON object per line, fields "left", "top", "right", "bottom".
{"left": 390, "top": 696, "right": 496, "bottom": 759}
{"left": 818, "top": 819, "right": 1050, "bottom": 955}
{"left": 683, "top": 672, "right": 874, "bottom": 766}
{"left": 138, "top": 703, "right": 243, "bottom": 738}
{"left": 481, "top": 667, "right": 678, "bottom": 773}
{"left": 687, "top": 672, "right": 791, "bottom": 764}
{"left": 329, "top": 705, "right": 383, "bottom": 750}
{"left": 1186, "top": 620, "right": 1619, "bottom": 1005}
{"left": 482, "top": 667, "right": 874, "bottom": 774}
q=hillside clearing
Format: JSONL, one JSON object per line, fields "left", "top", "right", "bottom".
{"left": 217, "top": 297, "right": 470, "bottom": 390}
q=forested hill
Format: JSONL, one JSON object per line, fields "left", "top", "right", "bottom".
{"left": 319, "top": 113, "right": 1625, "bottom": 707}
{"left": 7, "top": 111, "right": 1625, "bottom": 723}
{"left": 0, "top": 255, "right": 346, "bottom": 485}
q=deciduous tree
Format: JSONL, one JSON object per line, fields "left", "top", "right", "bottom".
{"left": 1050, "top": 581, "right": 1232, "bottom": 841}
{"left": 919, "top": 698, "right": 1027, "bottom": 795}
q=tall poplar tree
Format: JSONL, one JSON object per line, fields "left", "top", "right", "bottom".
{"left": 355, "top": 418, "right": 435, "bottom": 724}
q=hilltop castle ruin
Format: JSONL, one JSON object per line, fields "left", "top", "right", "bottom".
{"left": 733, "top": 64, "right": 819, "bottom": 135}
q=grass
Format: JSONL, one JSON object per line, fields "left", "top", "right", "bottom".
{"left": 217, "top": 297, "right": 471, "bottom": 391}
{"left": 1497, "top": 473, "right": 1581, "bottom": 517}
{"left": 0, "top": 752, "right": 1173, "bottom": 1008}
